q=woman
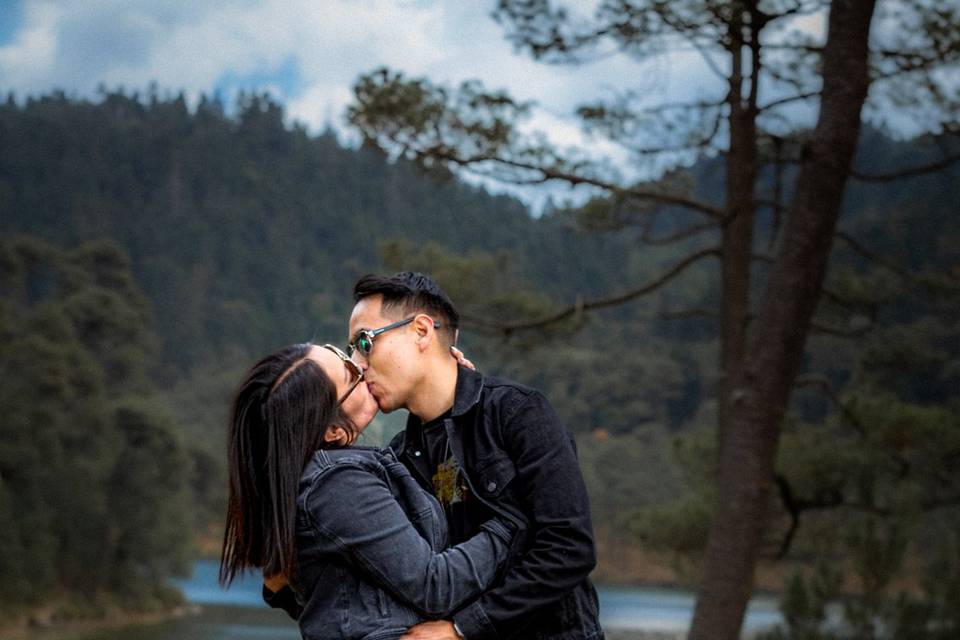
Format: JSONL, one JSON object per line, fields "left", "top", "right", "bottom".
{"left": 219, "top": 343, "right": 515, "bottom": 640}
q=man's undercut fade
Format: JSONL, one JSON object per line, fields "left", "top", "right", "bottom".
{"left": 353, "top": 272, "right": 460, "bottom": 347}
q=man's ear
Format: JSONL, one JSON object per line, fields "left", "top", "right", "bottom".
{"left": 412, "top": 314, "right": 435, "bottom": 350}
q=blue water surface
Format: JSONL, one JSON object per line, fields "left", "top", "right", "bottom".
{"left": 176, "top": 560, "right": 783, "bottom": 633}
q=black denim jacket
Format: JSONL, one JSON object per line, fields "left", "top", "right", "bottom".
{"left": 268, "top": 447, "right": 514, "bottom": 640}
{"left": 389, "top": 367, "right": 603, "bottom": 640}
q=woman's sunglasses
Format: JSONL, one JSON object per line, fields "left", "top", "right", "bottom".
{"left": 322, "top": 344, "right": 364, "bottom": 404}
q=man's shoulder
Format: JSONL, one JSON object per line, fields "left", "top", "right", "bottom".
{"left": 478, "top": 374, "right": 557, "bottom": 427}
{"left": 480, "top": 373, "right": 541, "bottom": 401}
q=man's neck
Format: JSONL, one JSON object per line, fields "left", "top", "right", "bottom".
{"left": 408, "top": 354, "right": 459, "bottom": 423}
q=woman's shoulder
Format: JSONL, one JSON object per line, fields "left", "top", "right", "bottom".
{"left": 296, "top": 447, "right": 402, "bottom": 529}
{"left": 299, "top": 446, "right": 392, "bottom": 491}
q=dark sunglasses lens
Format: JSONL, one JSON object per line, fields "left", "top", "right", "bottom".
{"left": 358, "top": 335, "right": 373, "bottom": 355}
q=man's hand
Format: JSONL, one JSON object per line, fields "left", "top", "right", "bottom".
{"left": 400, "top": 620, "right": 461, "bottom": 640}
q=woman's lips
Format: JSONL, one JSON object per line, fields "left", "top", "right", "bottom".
{"left": 367, "top": 384, "right": 386, "bottom": 409}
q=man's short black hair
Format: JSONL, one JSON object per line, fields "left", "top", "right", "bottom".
{"left": 353, "top": 272, "right": 460, "bottom": 345}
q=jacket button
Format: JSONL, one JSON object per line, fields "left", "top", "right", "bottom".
{"left": 413, "top": 450, "right": 422, "bottom": 457}
{"left": 486, "top": 481, "right": 497, "bottom": 492}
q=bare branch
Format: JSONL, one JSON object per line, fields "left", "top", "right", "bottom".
{"left": 809, "top": 320, "right": 872, "bottom": 339}
{"left": 768, "top": 135, "right": 786, "bottom": 251}
{"left": 794, "top": 374, "right": 868, "bottom": 436}
{"left": 773, "top": 473, "right": 845, "bottom": 558}
{"left": 834, "top": 230, "right": 914, "bottom": 279}
{"left": 761, "top": 0, "right": 829, "bottom": 26}
{"left": 633, "top": 97, "right": 727, "bottom": 115}
{"left": 850, "top": 152, "right": 960, "bottom": 182}
{"left": 835, "top": 231, "right": 960, "bottom": 294}
{"left": 920, "top": 495, "right": 960, "bottom": 511}
{"left": 687, "top": 36, "right": 729, "bottom": 81}
{"left": 775, "top": 464, "right": 960, "bottom": 561}
{"left": 758, "top": 91, "right": 821, "bottom": 112}
{"left": 820, "top": 287, "right": 878, "bottom": 314}
{"left": 626, "top": 108, "right": 724, "bottom": 157}
{"left": 431, "top": 148, "right": 725, "bottom": 219}
{"left": 640, "top": 220, "right": 718, "bottom": 246}
{"left": 752, "top": 252, "right": 774, "bottom": 264}
{"left": 658, "top": 307, "right": 718, "bottom": 320}
{"left": 773, "top": 473, "right": 802, "bottom": 559}
{"left": 465, "top": 246, "right": 722, "bottom": 333}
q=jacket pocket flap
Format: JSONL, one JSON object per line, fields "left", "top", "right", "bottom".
{"left": 475, "top": 456, "right": 516, "bottom": 496}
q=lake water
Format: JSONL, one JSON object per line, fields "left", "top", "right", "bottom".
{"left": 59, "top": 560, "right": 784, "bottom": 639}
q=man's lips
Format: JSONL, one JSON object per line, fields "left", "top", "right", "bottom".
{"left": 366, "top": 382, "right": 386, "bottom": 408}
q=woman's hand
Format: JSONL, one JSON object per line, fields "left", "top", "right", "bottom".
{"left": 401, "top": 620, "right": 460, "bottom": 639}
{"left": 263, "top": 573, "right": 288, "bottom": 593}
{"left": 450, "top": 346, "right": 476, "bottom": 371}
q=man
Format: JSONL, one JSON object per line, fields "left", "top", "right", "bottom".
{"left": 348, "top": 272, "right": 602, "bottom": 640}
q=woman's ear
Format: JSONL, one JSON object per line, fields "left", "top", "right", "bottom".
{"left": 323, "top": 425, "right": 349, "bottom": 446}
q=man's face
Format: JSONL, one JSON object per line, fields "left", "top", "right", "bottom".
{"left": 348, "top": 295, "right": 422, "bottom": 413}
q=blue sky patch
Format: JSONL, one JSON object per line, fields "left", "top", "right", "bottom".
{"left": 0, "top": 0, "right": 23, "bottom": 46}
{"left": 213, "top": 55, "right": 304, "bottom": 104}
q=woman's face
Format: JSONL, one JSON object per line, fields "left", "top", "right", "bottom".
{"left": 308, "top": 345, "right": 379, "bottom": 432}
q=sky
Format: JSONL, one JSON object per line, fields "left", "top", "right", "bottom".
{"left": 0, "top": 0, "right": 820, "bottom": 210}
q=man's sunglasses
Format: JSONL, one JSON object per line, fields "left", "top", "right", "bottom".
{"left": 321, "top": 344, "right": 364, "bottom": 404}
{"left": 347, "top": 316, "right": 441, "bottom": 359}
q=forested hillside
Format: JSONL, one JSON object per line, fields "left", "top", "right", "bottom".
{"left": 1, "top": 90, "right": 957, "bottom": 621}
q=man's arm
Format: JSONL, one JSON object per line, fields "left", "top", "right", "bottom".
{"left": 452, "top": 390, "right": 597, "bottom": 639}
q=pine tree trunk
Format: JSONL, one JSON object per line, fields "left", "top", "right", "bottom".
{"left": 718, "top": 14, "right": 757, "bottom": 458}
{"left": 688, "top": 1, "right": 879, "bottom": 638}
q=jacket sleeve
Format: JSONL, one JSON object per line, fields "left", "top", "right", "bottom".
{"left": 453, "top": 391, "right": 597, "bottom": 639}
{"left": 303, "top": 462, "right": 514, "bottom": 618}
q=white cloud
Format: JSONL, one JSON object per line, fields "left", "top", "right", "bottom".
{"left": 0, "top": 2, "right": 62, "bottom": 91}
{"left": 0, "top": 0, "right": 731, "bottom": 209}
{"left": 1, "top": 1, "right": 718, "bottom": 114}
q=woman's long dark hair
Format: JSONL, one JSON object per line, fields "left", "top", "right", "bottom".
{"left": 219, "top": 343, "right": 356, "bottom": 586}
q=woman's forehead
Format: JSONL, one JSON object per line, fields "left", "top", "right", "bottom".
{"left": 307, "top": 346, "right": 346, "bottom": 383}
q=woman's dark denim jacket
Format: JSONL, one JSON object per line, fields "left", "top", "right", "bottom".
{"left": 265, "top": 447, "right": 514, "bottom": 640}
